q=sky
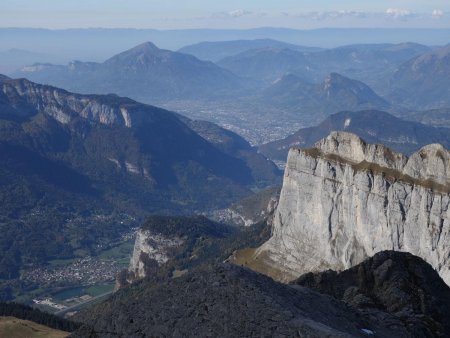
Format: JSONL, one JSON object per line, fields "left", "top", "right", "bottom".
{"left": 1, "top": 0, "right": 450, "bottom": 29}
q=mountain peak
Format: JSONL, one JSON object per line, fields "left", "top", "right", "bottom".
{"left": 312, "top": 131, "right": 450, "bottom": 187}
{"left": 104, "top": 41, "right": 167, "bottom": 66}
{"left": 129, "top": 41, "right": 159, "bottom": 53}
{"left": 324, "top": 72, "right": 353, "bottom": 85}
{"left": 322, "top": 73, "right": 353, "bottom": 91}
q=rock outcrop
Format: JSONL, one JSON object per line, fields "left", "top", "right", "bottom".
{"left": 295, "top": 251, "right": 450, "bottom": 337}
{"left": 117, "top": 216, "right": 240, "bottom": 287}
{"left": 128, "top": 229, "right": 184, "bottom": 280}
{"left": 253, "top": 132, "right": 450, "bottom": 284}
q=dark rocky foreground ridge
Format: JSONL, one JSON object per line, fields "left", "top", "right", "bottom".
{"left": 70, "top": 251, "right": 450, "bottom": 337}
{"left": 295, "top": 251, "right": 450, "bottom": 337}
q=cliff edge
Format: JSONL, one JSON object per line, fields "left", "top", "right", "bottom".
{"left": 249, "top": 132, "right": 449, "bottom": 284}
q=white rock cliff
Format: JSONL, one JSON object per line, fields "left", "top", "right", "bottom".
{"left": 255, "top": 132, "right": 450, "bottom": 285}
{"left": 129, "top": 229, "right": 183, "bottom": 279}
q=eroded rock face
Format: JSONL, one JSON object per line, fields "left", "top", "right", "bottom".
{"left": 255, "top": 132, "right": 450, "bottom": 284}
{"left": 128, "top": 229, "right": 183, "bottom": 280}
{"left": 1, "top": 78, "right": 157, "bottom": 128}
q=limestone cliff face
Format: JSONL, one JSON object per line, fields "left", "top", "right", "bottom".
{"left": 1, "top": 78, "right": 158, "bottom": 128}
{"left": 255, "top": 132, "right": 450, "bottom": 284}
{"left": 128, "top": 229, "right": 183, "bottom": 279}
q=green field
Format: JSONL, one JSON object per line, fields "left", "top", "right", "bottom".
{"left": 52, "top": 287, "right": 85, "bottom": 301}
{"left": 85, "top": 283, "right": 115, "bottom": 297}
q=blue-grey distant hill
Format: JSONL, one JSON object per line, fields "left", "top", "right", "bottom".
{"left": 218, "top": 42, "right": 430, "bottom": 88}
{"left": 1, "top": 27, "right": 449, "bottom": 74}
{"left": 178, "top": 39, "right": 322, "bottom": 62}
{"left": 254, "top": 72, "right": 390, "bottom": 126}
{"left": 259, "top": 110, "right": 450, "bottom": 161}
{"left": 388, "top": 45, "right": 450, "bottom": 109}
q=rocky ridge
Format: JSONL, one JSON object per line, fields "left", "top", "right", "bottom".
{"left": 72, "top": 263, "right": 415, "bottom": 337}
{"left": 251, "top": 132, "right": 450, "bottom": 284}
{"left": 294, "top": 250, "right": 450, "bottom": 337}
{"left": 1, "top": 77, "right": 158, "bottom": 127}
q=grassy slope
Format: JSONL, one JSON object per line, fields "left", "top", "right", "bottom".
{"left": 0, "top": 316, "right": 69, "bottom": 338}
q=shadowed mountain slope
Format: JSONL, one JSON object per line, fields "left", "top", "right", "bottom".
{"left": 71, "top": 263, "right": 414, "bottom": 337}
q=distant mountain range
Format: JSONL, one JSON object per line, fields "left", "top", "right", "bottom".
{"left": 308, "top": 43, "right": 430, "bottom": 90}
{"left": 217, "top": 42, "right": 430, "bottom": 86}
{"left": 259, "top": 110, "right": 450, "bottom": 161}
{"left": 0, "top": 76, "right": 279, "bottom": 279}
{"left": 179, "top": 39, "right": 322, "bottom": 62}
{"left": 1, "top": 27, "right": 449, "bottom": 61}
{"left": 15, "top": 42, "right": 246, "bottom": 103}
{"left": 218, "top": 47, "right": 314, "bottom": 84}
{"left": 13, "top": 41, "right": 435, "bottom": 106}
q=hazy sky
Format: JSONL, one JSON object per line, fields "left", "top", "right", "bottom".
{"left": 1, "top": 0, "right": 449, "bottom": 29}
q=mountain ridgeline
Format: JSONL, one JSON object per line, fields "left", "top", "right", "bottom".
{"left": 178, "top": 38, "right": 323, "bottom": 62}
{"left": 217, "top": 42, "right": 430, "bottom": 87}
{"left": 259, "top": 110, "right": 450, "bottom": 161}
